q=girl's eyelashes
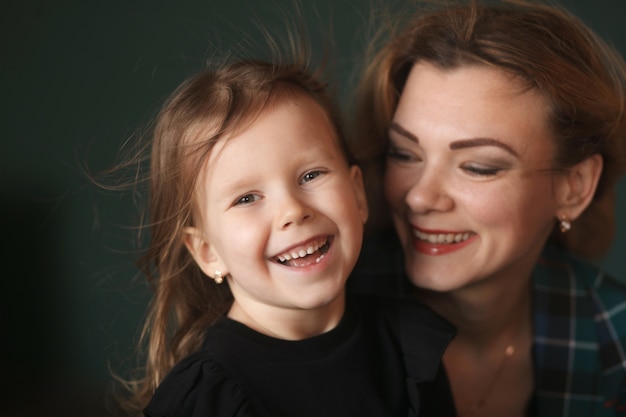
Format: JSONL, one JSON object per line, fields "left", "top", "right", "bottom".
{"left": 231, "top": 169, "right": 326, "bottom": 207}
{"left": 234, "top": 193, "right": 262, "bottom": 206}
{"left": 299, "top": 169, "right": 325, "bottom": 185}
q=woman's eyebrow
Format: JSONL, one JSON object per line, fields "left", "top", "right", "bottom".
{"left": 450, "top": 138, "right": 519, "bottom": 156}
{"left": 389, "top": 122, "right": 418, "bottom": 143}
{"left": 390, "top": 122, "right": 519, "bottom": 157}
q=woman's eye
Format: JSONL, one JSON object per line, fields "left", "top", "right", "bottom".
{"left": 387, "top": 146, "right": 418, "bottom": 162}
{"left": 300, "top": 170, "right": 324, "bottom": 184}
{"left": 234, "top": 194, "right": 261, "bottom": 205}
{"left": 462, "top": 164, "right": 502, "bottom": 177}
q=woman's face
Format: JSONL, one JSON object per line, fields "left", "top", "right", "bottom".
{"left": 385, "top": 62, "right": 563, "bottom": 292}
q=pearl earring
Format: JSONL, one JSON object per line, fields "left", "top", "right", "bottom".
{"left": 559, "top": 214, "right": 571, "bottom": 233}
{"left": 213, "top": 270, "right": 224, "bottom": 284}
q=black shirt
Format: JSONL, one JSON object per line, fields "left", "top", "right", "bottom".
{"left": 144, "top": 294, "right": 454, "bottom": 417}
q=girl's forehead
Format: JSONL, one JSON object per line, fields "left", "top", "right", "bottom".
{"left": 202, "top": 91, "right": 337, "bottom": 163}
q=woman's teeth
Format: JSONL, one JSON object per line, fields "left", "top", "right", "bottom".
{"left": 414, "top": 230, "right": 470, "bottom": 244}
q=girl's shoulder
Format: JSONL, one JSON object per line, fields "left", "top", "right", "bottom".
{"left": 143, "top": 349, "right": 252, "bottom": 417}
{"left": 349, "top": 293, "right": 455, "bottom": 382}
{"left": 350, "top": 293, "right": 453, "bottom": 332}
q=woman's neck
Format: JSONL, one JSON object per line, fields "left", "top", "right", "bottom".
{"left": 419, "top": 274, "right": 535, "bottom": 417}
{"left": 416, "top": 273, "right": 533, "bottom": 348}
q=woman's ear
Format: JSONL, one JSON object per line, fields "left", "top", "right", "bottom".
{"left": 554, "top": 154, "right": 603, "bottom": 220}
{"left": 183, "top": 227, "right": 227, "bottom": 279}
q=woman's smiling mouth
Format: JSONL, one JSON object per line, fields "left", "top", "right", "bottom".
{"left": 414, "top": 230, "right": 471, "bottom": 244}
{"left": 411, "top": 228, "right": 476, "bottom": 256}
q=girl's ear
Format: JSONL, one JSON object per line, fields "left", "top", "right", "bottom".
{"left": 349, "top": 165, "right": 369, "bottom": 224}
{"left": 554, "top": 154, "right": 603, "bottom": 221}
{"left": 183, "top": 227, "right": 228, "bottom": 279}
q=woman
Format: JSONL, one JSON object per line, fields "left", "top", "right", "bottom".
{"left": 349, "top": 1, "right": 626, "bottom": 416}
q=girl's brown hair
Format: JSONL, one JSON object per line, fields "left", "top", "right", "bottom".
{"left": 353, "top": 0, "right": 626, "bottom": 257}
{"left": 114, "top": 52, "right": 348, "bottom": 415}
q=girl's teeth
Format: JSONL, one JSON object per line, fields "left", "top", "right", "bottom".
{"left": 278, "top": 240, "right": 326, "bottom": 261}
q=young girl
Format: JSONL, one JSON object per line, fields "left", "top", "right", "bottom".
{"left": 119, "top": 55, "right": 454, "bottom": 417}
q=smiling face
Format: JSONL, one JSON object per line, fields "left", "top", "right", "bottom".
{"left": 385, "top": 62, "right": 566, "bottom": 292}
{"left": 187, "top": 91, "right": 368, "bottom": 333}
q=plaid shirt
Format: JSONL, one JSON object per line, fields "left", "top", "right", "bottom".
{"left": 349, "top": 230, "right": 626, "bottom": 416}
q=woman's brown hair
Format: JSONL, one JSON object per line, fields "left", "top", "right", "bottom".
{"left": 352, "top": 0, "right": 626, "bottom": 257}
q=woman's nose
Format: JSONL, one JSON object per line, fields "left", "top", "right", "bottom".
{"left": 405, "top": 169, "right": 454, "bottom": 214}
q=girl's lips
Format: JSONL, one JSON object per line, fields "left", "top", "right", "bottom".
{"left": 411, "top": 227, "right": 476, "bottom": 256}
{"left": 273, "top": 236, "right": 332, "bottom": 268}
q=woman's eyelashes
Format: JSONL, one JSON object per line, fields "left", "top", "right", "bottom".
{"left": 387, "top": 142, "right": 509, "bottom": 177}
{"left": 460, "top": 163, "right": 504, "bottom": 177}
{"left": 387, "top": 145, "right": 419, "bottom": 163}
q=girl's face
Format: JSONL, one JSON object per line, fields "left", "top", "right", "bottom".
{"left": 385, "top": 62, "right": 563, "bottom": 292}
{"left": 189, "top": 92, "right": 368, "bottom": 328}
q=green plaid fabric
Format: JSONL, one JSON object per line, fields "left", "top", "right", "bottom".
{"left": 350, "top": 230, "right": 626, "bottom": 416}
{"left": 533, "top": 245, "right": 626, "bottom": 416}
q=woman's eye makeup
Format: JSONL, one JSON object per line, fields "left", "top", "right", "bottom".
{"left": 386, "top": 143, "right": 512, "bottom": 177}
{"left": 461, "top": 164, "right": 503, "bottom": 176}
{"left": 386, "top": 145, "right": 418, "bottom": 162}
{"left": 460, "top": 155, "right": 514, "bottom": 177}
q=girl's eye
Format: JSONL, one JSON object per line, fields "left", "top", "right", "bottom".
{"left": 462, "top": 164, "right": 502, "bottom": 177}
{"left": 234, "top": 193, "right": 261, "bottom": 206}
{"left": 300, "top": 170, "right": 324, "bottom": 184}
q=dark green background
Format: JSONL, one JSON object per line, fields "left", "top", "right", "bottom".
{"left": 2, "top": 1, "right": 625, "bottom": 416}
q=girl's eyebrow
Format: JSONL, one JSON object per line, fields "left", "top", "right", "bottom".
{"left": 390, "top": 122, "right": 519, "bottom": 157}
{"left": 449, "top": 138, "right": 519, "bottom": 157}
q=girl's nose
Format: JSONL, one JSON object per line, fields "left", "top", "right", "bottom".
{"left": 276, "top": 194, "right": 313, "bottom": 230}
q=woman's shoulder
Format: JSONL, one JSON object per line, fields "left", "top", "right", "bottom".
{"left": 534, "top": 244, "right": 626, "bottom": 337}
{"left": 535, "top": 244, "right": 626, "bottom": 293}
{"left": 143, "top": 348, "right": 252, "bottom": 417}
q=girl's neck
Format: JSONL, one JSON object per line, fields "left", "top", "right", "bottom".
{"left": 227, "top": 295, "right": 346, "bottom": 341}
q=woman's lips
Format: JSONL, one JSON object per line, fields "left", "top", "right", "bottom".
{"left": 411, "top": 228, "right": 476, "bottom": 256}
